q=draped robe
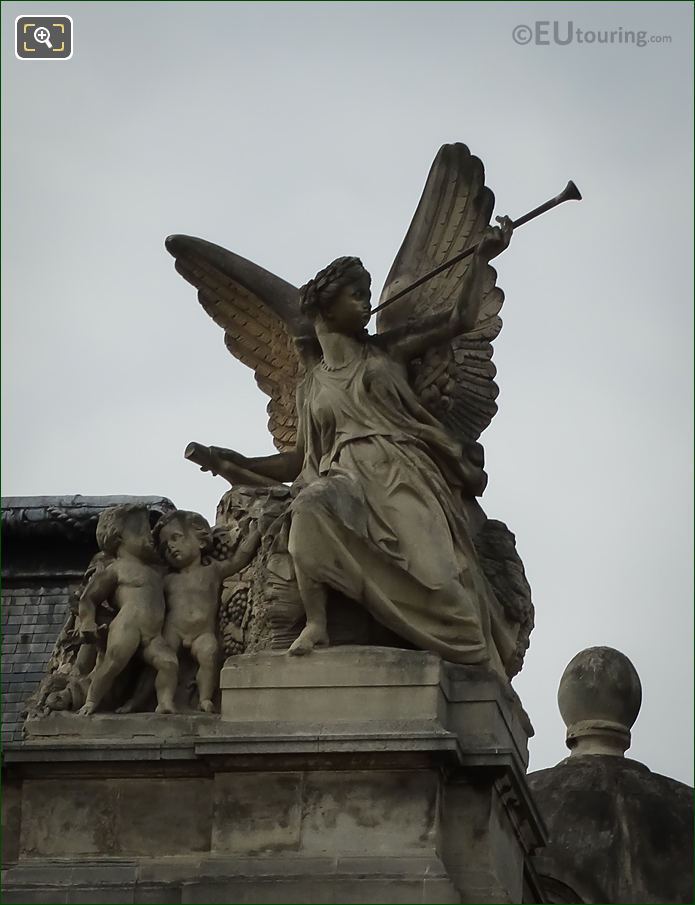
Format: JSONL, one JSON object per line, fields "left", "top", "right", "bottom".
{"left": 288, "top": 340, "right": 516, "bottom": 673}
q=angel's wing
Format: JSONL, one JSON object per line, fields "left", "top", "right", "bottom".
{"left": 166, "top": 235, "right": 315, "bottom": 451}
{"left": 376, "top": 143, "right": 503, "bottom": 445}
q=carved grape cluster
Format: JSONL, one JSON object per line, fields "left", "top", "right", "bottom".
{"left": 211, "top": 529, "right": 235, "bottom": 561}
{"left": 219, "top": 582, "right": 249, "bottom": 657}
{"left": 224, "top": 638, "right": 244, "bottom": 656}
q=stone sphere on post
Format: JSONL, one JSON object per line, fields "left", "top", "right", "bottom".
{"left": 557, "top": 646, "right": 642, "bottom": 757}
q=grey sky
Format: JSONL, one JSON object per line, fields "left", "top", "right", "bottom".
{"left": 2, "top": 1, "right": 693, "bottom": 783}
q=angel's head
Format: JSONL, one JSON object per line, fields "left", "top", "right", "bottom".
{"left": 299, "top": 257, "right": 372, "bottom": 335}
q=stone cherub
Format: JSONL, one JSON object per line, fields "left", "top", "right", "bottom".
{"left": 77, "top": 503, "right": 178, "bottom": 714}
{"left": 167, "top": 143, "right": 537, "bottom": 681}
{"left": 24, "top": 547, "right": 128, "bottom": 721}
{"left": 152, "top": 509, "right": 261, "bottom": 712}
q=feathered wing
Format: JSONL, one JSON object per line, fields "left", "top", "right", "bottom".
{"left": 376, "top": 143, "right": 503, "bottom": 445}
{"left": 166, "top": 235, "right": 314, "bottom": 451}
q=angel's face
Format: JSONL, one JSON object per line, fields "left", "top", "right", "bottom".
{"left": 324, "top": 272, "right": 372, "bottom": 335}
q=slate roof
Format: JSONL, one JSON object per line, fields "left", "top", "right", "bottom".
{"left": 2, "top": 587, "right": 71, "bottom": 744}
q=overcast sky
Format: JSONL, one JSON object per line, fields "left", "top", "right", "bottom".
{"left": 2, "top": 1, "right": 693, "bottom": 784}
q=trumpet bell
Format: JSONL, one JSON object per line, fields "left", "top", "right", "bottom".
{"left": 562, "top": 180, "right": 582, "bottom": 202}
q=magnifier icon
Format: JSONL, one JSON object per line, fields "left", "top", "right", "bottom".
{"left": 33, "top": 26, "right": 53, "bottom": 49}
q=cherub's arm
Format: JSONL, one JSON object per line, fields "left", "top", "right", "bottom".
{"left": 78, "top": 566, "right": 118, "bottom": 640}
{"left": 387, "top": 217, "right": 513, "bottom": 364}
{"left": 216, "top": 525, "right": 261, "bottom": 580}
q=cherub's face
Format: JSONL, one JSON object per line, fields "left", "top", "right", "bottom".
{"left": 46, "top": 689, "right": 71, "bottom": 711}
{"left": 120, "top": 511, "right": 156, "bottom": 560}
{"left": 159, "top": 521, "right": 201, "bottom": 570}
{"left": 324, "top": 271, "right": 372, "bottom": 335}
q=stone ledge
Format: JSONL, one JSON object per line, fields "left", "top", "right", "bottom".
{"left": 2, "top": 855, "right": 460, "bottom": 905}
{"left": 3, "top": 853, "right": 452, "bottom": 883}
{"left": 8, "top": 721, "right": 460, "bottom": 766}
{"left": 1, "top": 879, "right": 460, "bottom": 905}
{"left": 15, "top": 647, "right": 532, "bottom": 775}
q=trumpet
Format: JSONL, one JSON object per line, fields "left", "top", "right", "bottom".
{"left": 371, "top": 180, "right": 582, "bottom": 318}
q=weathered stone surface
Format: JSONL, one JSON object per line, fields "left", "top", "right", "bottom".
{"left": 456, "top": 776, "right": 538, "bottom": 903}
{"left": 1, "top": 779, "right": 22, "bottom": 864}
{"left": 20, "top": 777, "right": 213, "bottom": 858}
{"left": 528, "top": 646, "right": 693, "bottom": 904}
{"left": 299, "top": 770, "right": 438, "bottom": 856}
{"left": 2, "top": 857, "right": 462, "bottom": 905}
{"left": 3, "top": 648, "right": 543, "bottom": 904}
{"left": 557, "top": 646, "right": 642, "bottom": 757}
{"left": 116, "top": 777, "right": 213, "bottom": 856}
{"left": 441, "top": 661, "right": 532, "bottom": 767}
{"left": 133, "top": 885, "right": 181, "bottom": 905}
{"left": 529, "top": 756, "right": 693, "bottom": 904}
{"left": 220, "top": 648, "right": 531, "bottom": 771}
{"left": 1, "top": 887, "right": 69, "bottom": 904}
{"left": 221, "top": 646, "right": 444, "bottom": 724}
{"left": 212, "top": 772, "right": 302, "bottom": 854}
{"left": 20, "top": 778, "right": 113, "bottom": 857}
{"left": 22, "top": 709, "right": 220, "bottom": 741}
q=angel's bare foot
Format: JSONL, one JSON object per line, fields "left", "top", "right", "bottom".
{"left": 77, "top": 701, "right": 96, "bottom": 716}
{"left": 199, "top": 698, "right": 215, "bottom": 714}
{"left": 115, "top": 700, "right": 135, "bottom": 715}
{"left": 288, "top": 623, "right": 329, "bottom": 656}
{"left": 155, "top": 701, "right": 176, "bottom": 714}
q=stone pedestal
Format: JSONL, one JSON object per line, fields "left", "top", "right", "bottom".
{"left": 2, "top": 648, "right": 545, "bottom": 904}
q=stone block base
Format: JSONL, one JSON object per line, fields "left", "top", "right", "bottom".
{"left": 3, "top": 648, "right": 545, "bottom": 903}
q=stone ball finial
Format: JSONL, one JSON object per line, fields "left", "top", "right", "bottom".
{"left": 557, "top": 646, "right": 642, "bottom": 758}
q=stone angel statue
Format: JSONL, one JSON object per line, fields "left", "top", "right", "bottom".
{"left": 166, "top": 143, "right": 533, "bottom": 680}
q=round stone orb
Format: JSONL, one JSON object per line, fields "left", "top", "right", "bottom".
{"left": 558, "top": 647, "right": 642, "bottom": 754}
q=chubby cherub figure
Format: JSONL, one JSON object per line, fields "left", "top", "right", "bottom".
{"left": 155, "top": 510, "right": 260, "bottom": 713}
{"left": 77, "top": 504, "right": 178, "bottom": 715}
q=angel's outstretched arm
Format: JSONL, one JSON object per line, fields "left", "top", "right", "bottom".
{"left": 196, "top": 388, "right": 307, "bottom": 485}
{"left": 240, "top": 449, "right": 303, "bottom": 483}
{"left": 388, "top": 217, "right": 513, "bottom": 364}
{"left": 200, "top": 445, "right": 302, "bottom": 483}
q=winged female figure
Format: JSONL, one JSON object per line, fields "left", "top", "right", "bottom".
{"left": 166, "top": 143, "right": 532, "bottom": 679}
